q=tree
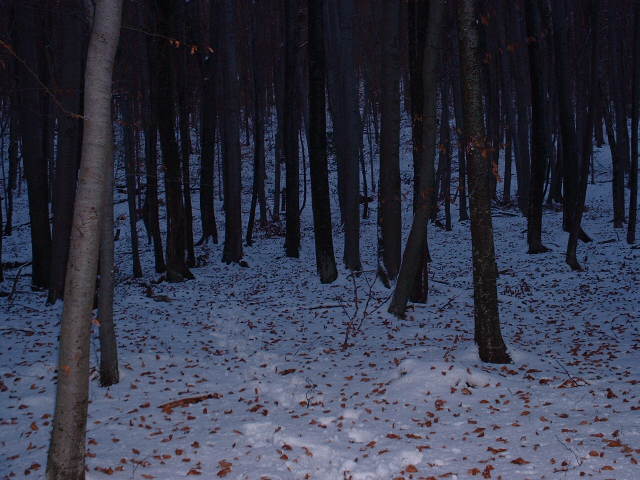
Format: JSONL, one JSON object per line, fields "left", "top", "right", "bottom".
{"left": 220, "top": 0, "right": 243, "bottom": 263}
{"left": 525, "top": 0, "right": 550, "bottom": 254}
{"left": 325, "top": 0, "right": 361, "bottom": 271}
{"left": 308, "top": 0, "right": 338, "bottom": 283}
{"left": 377, "top": 0, "right": 402, "bottom": 284}
{"left": 389, "top": 0, "right": 445, "bottom": 317}
{"left": 48, "top": 0, "right": 86, "bottom": 302}
{"left": 457, "top": 0, "right": 510, "bottom": 364}
{"left": 12, "top": 1, "right": 52, "bottom": 289}
{"left": 47, "top": 0, "right": 123, "bottom": 477}
{"left": 284, "top": 0, "right": 301, "bottom": 258}
{"left": 629, "top": 0, "right": 639, "bottom": 244}
{"left": 151, "top": 0, "right": 193, "bottom": 280}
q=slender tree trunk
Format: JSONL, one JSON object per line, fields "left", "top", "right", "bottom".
{"left": 153, "top": 0, "right": 192, "bottom": 280}
{"left": 221, "top": 0, "right": 243, "bottom": 263}
{"left": 629, "top": 0, "right": 640, "bottom": 244}
{"left": 457, "top": 0, "right": 510, "bottom": 364}
{"left": 525, "top": 0, "right": 550, "bottom": 254}
{"left": 5, "top": 97, "right": 18, "bottom": 235}
{"left": 378, "top": 0, "right": 402, "bottom": 284}
{"left": 552, "top": 0, "right": 580, "bottom": 258}
{"left": 47, "top": 1, "right": 123, "bottom": 478}
{"left": 198, "top": 4, "right": 218, "bottom": 245}
{"left": 48, "top": 0, "right": 85, "bottom": 302}
{"left": 388, "top": 0, "right": 445, "bottom": 317}
{"left": 308, "top": 0, "right": 338, "bottom": 283}
{"left": 326, "top": 0, "right": 361, "bottom": 271}
{"left": 606, "top": 1, "right": 626, "bottom": 228}
{"left": 567, "top": 0, "right": 599, "bottom": 270}
{"left": 176, "top": 65, "right": 196, "bottom": 266}
{"left": 143, "top": 114, "right": 165, "bottom": 272}
{"left": 246, "top": 0, "right": 266, "bottom": 246}
{"left": 98, "top": 132, "right": 118, "bottom": 387}
{"left": 122, "top": 96, "right": 143, "bottom": 277}
{"left": 441, "top": 84, "right": 452, "bottom": 231}
{"left": 13, "top": 2, "right": 52, "bottom": 289}
{"left": 284, "top": 0, "right": 300, "bottom": 258}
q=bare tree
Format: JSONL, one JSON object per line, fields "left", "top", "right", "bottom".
{"left": 457, "top": 0, "right": 510, "bottom": 364}
{"left": 47, "top": 0, "right": 123, "bottom": 477}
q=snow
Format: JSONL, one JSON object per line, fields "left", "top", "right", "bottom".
{"left": 1, "top": 141, "right": 639, "bottom": 480}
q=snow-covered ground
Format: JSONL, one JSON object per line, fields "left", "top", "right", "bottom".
{"left": 1, "top": 141, "right": 639, "bottom": 479}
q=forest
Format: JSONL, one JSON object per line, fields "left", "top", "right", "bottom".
{"left": 0, "top": 0, "right": 639, "bottom": 479}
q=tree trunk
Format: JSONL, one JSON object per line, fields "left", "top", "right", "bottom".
{"left": 152, "top": 0, "right": 193, "bottom": 280}
{"left": 308, "top": 0, "right": 338, "bottom": 284}
{"left": 378, "top": 0, "right": 402, "bottom": 284}
{"left": 284, "top": 0, "right": 300, "bottom": 258}
{"left": 525, "top": 0, "right": 550, "bottom": 254}
{"left": 457, "top": 0, "right": 510, "bottom": 364}
{"left": 629, "top": 0, "right": 640, "bottom": 244}
{"left": 246, "top": 0, "right": 267, "bottom": 246}
{"left": 198, "top": 3, "right": 219, "bottom": 245}
{"left": 46, "top": 1, "right": 123, "bottom": 478}
{"left": 98, "top": 131, "right": 118, "bottom": 387}
{"left": 122, "top": 96, "right": 143, "bottom": 277}
{"left": 48, "top": 0, "right": 85, "bottom": 302}
{"left": 325, "top": 0, "right": 361, "bottom": 271}
{"left": 388, "top": 0, "right": 445, "bottom": 317}
{"left": 13, "top": 2, "right": 52, "bottom": 289}
{"left": 220, "top": 0, "right": 243, "bottom": 263}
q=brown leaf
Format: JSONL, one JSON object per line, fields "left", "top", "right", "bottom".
{"left": 510, "top": 458, "right": 530, "bottom": 465}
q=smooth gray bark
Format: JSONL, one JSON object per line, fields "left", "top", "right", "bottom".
{"left": 47, "top": 0, "right": 123, "bottom": 478}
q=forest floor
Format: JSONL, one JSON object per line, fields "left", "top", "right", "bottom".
{"left": 1, "top": 144, "right": 639, "bottom": 480}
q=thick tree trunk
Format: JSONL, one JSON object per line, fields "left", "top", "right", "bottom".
{"left": 46, "top": 1, "right": 123, "bottom": 478}
{"left": 457, "top": 0, "right": 510, "bottom": 364}
{"left": 378, "top": 0, "right": 402, "bottom": 284}
{"left": 220, "top": 0, "right": 243, "bottom": 263}
{"left": 308, "top": 0, "right": 338, "bottom": 284}
{"left": 13, "top": 2, "right": 52, "bottom": 289}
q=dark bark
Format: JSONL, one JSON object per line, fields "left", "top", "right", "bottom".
{"left": 284, "top": 0, "right": 300, "bottom": 258}
{"left": 629, "top": 0, "right": 640, "bottom": 244}
{"left": 99, "top": 132, "right": 118, "bottom": 387}
{"left": 552, "top": 0, "right": 580, "bottom": 258}
{"left": 13, "top": 2, "right": 52, "bottom": 289}
{"left": 176, "top": 78, "right": 196, "bottom": 267}
{"left": 220, "top": 0, "right": 243, "bottom": 263}
{"left": 388, "top": 0, "right": 444, "bottom": 317}
{"left": 606, "top": 1, "right": 626, "bottom": 228}
{"left": 457, "top": 0, "right": 510, "bottom": 364}
{"left": 308, "top": 0, "right": 338, "bottom": 283}
{"left": 47, "top": 1, "right": 85, "bottom": 302}
{"left": 152, "top": 0, "right": 193, "bottom": 280}
{"left": 122, "top": 96, "right": 143, "bottom": 278}
{"left": 567, "top": 0, "right": 599, "bottom": 270}
{"left": 378, "top": 0, "right": 402, "bottom": 283}
{"left": 325, "top": 0, "right": 361, "bottom": 271}
{"left": 246, "top": 0, "right": 267, "bottom": 246}
{"left": 198, "top": 3, "right": 219, "bottom": 245}
{"left": 525, "top": 0, "right": 550, "bottom": 254}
